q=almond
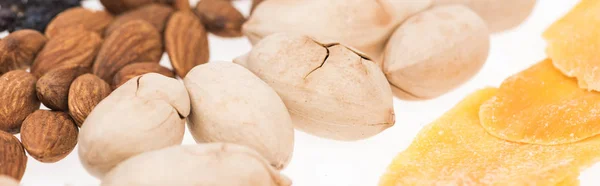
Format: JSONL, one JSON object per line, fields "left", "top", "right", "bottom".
{"left": 113, "top": 62, "right": 174, "bottom": 89}
{"left": 100, "top": 0, "right": 188, "bottom": 14}
{"left": 46, "top": 7, "right": 114, "bottom": 39}
{"left": 68, "top": 74, "right": 112, "bottom": 127}
{"left": 195, "top": 0, "right": 246, "bottom": 37}
{"left": 93, "top": 20, "right": 163, "bottom": 84}
{"left": 0, "top": 30, "right": 47, "bottom": 74}
{"left": 36, "top": 65, "right": 89, "bottom": 111}
{"left": 104, "top": 4, "right": 174, "bottom": 36}
{"left": 165, "top": 11, "right": 209, "bottom": 78}
{"left": 0, "top": 131, "right": 27, "bottom": 181}
{"left": 20, "top": 110, "right": 78, "bottom": 163}
{"left": 31, "top": 29, "right": 102, "bottom": 78}
{"left": 0, "top": 70, "right": 40, "bottom": 134}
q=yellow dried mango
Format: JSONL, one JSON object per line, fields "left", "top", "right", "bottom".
{"left": 543, "top": 0, "right": 600, "bottom": 91}
{"left": 479, "top": 59, "right": 600, "bottom": 145}
{"left": 379, "top": 88, "right": 600, "bottom": 186}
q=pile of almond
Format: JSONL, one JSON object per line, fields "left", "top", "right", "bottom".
{"left": 0, "top": 0, "right": 253, "bottom": 182}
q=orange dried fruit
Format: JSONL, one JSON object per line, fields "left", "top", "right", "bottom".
{"left": 379, "top": 88, "right": 600, "bottom": 185}
{"left": 479, "top": 59, "right": 600, "bottom": 145}
{"left": 543, "top": 0, "right": 600, "bottom": 91}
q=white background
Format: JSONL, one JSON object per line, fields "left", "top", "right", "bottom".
{"left": 7, "top": 0, "right": 598, "bottom": 185}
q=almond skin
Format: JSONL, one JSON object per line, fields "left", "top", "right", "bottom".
{"left": 113, "top": 62, "right": 174, "bottom": 89}
{"left": 31, "top": 29, "right": 102, "bottom": 78}
{"left": 101, "top": 0, "right": 188, "bottom": 14}
{"left": 0, "top": 131, "right": 27, "bottom": 181}
{"left": 46, "top": 7, "right": 114, "bottom": 39}
{"left": 36, "top": 65, "right": 89, "bottom": 111}
{"left": 0, "top": 70, "right": 40, "bottom": 134}
{"left": 105, "top": 4, "right": 174, "bottom": 36}
{"left": 165, "top": 11, "right": 209, "bottom": 78}
{"left": 93, "top": 20, "right": 163, "bottom": 84}
{"left": 0, "top": 30, "right": 47, "bottom": 74}
{"left": 68, "top": 74, "right": 112, "bottom": 127}
{"left": 195, "top": 0, "right": 246, "bottom": 37}
{"left": 20, "top": 110, "right": 78, "bottom": 163}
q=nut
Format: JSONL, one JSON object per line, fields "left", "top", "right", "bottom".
{"left": 0, "top": 70, "right": 40, "bottom": 134}
{"left": 68, "top": 74, "right": 112, "bottom": 127}
{"left": 93, "top": 20, "right": 163, "bottom": 84}
{"left": 0, "top": 131, "right": 27, "bottom": 181}
{"left": 104, "top": 4, "right": 174, "bottom": 36}
{"left": 45, "top": 7, "right": 114, "bottom": 39}
{"left": 112, "top": 62, "right": 174, "bottom": 89}
{"left": 234, "top": 33, "right": 395, "bottom": 141}
{"left": 101, "top": 143, "right": 292, "bottom": 186}
{"left": 0, "top": 175, "right": 19, "bottom": 186}
{"left": 79, "top": 73, "right": 190, "bottom": 178}
{"left": 382, "top": 5, "right": 489, "bottom": 100}
{"left": 165, "top": 11, "right": 209, "bottom": 77}
{"left": 20, "top": 110, "right": 79, "bottom": 163}
{"left": 243, "top": 0, "right": 432, "bottom": 61}
{"left": 100, "top": 0, "right": 188, "bottom": 14}
{"left": 0, "top": 30, "right": 47, "bottom": 74}
{"left": 195, "top": 0, "right": 246, "bottom": 37}
{"left": 36, "top": 65, "right": 89, "bottom": 111}
{"left": 184, "top": 63, "right": 294, "bottom": 170}
{"left": 251, "top": 0, "right": 264, "bottom": 13}
{"left": 433, "top": 0, "right": 536, "bottom": 32}
{"left": 31, "top": 28, "right": 102, "bottom": 78}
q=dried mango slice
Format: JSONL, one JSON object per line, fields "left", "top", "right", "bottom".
{"left": 543, "top": 0, "right": 600, "bottom": 91}
{"left": 479, "top": 59, "right": 600, "bottom": 145}
{"left": 556, "top": 174, "right": 580, "bottom": 186}
{"left": 379, "top": 88, "right": 600, "bottom": 186}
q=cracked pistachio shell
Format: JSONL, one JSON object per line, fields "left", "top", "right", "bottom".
{"left": 102, "top": 143, "right": 292, "bottom": 186}
{"left": 184, "top": 62, "right": 294, "bottom": 170}
{"left": 382, "top": 5, "right": 489, "bottom": 100}
{"left": 243, "top": 0, "right": 432, "bottom": 62}
{"left": 234, "top": 33, "right": 395, "bottom": 141}
{"left": 433, "top": 0, "right": 536, "bottom": 33}
{"left": 78, "top": 73, "right": 190, "bottom": 178}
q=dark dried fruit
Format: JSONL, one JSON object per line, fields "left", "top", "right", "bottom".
{"left": 93, "top": 20, "right": 163, "bottom": 83}
{"left": 0, "top": 131, "right": 27, "bottom": 181}
{"left": 36, "top": 65, "right": 89, "bottom": 111}
{"left": 68, "top": 74, "right": 112, "bottom": 126}
{"left": 0, "top": 29, "right": 47, "bottom": 74}
{"left": 195, "top": 0, "right": 246, "bottom": 37}
{"left": 7, "top": 0, "right": 82, "bottom": 33}
{"left": 0, "top": 70, "right": 40, "bottom": 134}
{"left": 104, "top": 4, "right": 174, "bottom": 36}
{"left": 20, "top": 110, "right": 78, "bottom": 163}
{"left": 165, "top": 11, "right": 209, "bottom": 78}
{"left": 113, "top": 62, "right": 174, "bottom": 89}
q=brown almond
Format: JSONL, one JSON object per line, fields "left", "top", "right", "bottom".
{"left": 104, "top": 4, "right": 174, "bottom": 36}
{"left": 46, "top": 8, "right": 114, "bottom": 39}
{"left": 36, "top": 65, "right": 90, "bottom": 111}
{"left": 0, "top": 131, "right": 27, "bottom": 181}
{"left": 93, "top": 20, "right": 163, "bottom": 84}
{"left": 20, "top": 110, "right": 78, "bottom": 163}
{"left": 30, "top": 29, "right": 102, "bottom": 78}
{"left": 100, "top": 0, "right": 188, "bottom": 14}
{"left": 195, "top": 0, "right": 246, "bottom": 37}
{"left": 0, "top": 70, "right": 40, "bottom": 134}
{"left": 112, "top": 62, "right": 174, "bottom": 89}
{"left": 165, "top": 11, "right": 209, "bottom": 78}
{"left": 0, "top": 30, "right": 47, "bottom": 74}
{"left": 68, "top": 74, "right": 112, "bottom": 127}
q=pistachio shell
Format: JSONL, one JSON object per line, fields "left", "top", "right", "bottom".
{"left": 433, "top": 0, "right": 536, "bottom": 32}
{"left": 101, "top": 143, "right": 292, "bottom": 186}
{"left": 243, "top": 0, "right": 432, "bottom": 62}
{"left": 234, "top": 33, "right": 395, "bottom": 141}
{"left": 78, "top": 73, "right": 190, "bottom": 178}
{"left": 382, "top": 5, "right": 489, "bottom": 100}
{"left": 184, "top": 62, "right": 294, "bottom": 169}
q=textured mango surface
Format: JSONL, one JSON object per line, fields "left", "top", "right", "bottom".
{"left": 479, "top": 59, "right": 600, "bottom": 145}
{"left": 379, "top": 88, "right": 600, "bottom": 186}
{"left": 543, "top": 0, "right": 600, "bottom": 91}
